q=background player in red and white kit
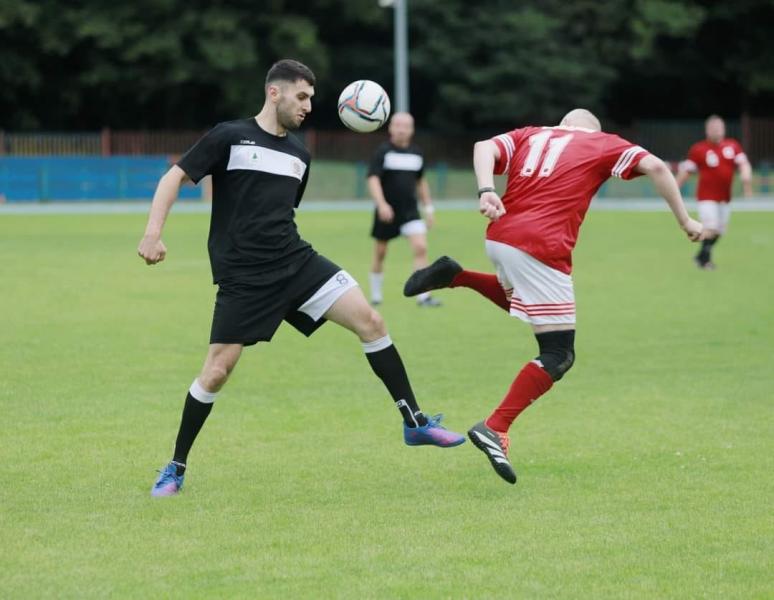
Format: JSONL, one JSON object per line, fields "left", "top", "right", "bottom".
{"left": 404, "top": 109, "right": 704, "bottom": 484}
{"left": 676, "top": 114, "right": 753, "bottom": 270}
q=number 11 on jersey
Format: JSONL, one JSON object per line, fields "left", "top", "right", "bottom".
{"left": 520, "top": 131, "right": 574, "bottom": 178}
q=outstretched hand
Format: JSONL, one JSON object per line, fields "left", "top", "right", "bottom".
{"left": 681, "top": 218, "right": 704, "bottom": 242}
{"left": 479, "top": 191, "right": 506, "bottom": 221}
{"left": 138, "top": 235, "right": 167, "bottom": 265}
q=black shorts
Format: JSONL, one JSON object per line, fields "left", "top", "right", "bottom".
{"left": 371, "top": 208, "right": 422, "bottom": 241}
{"left": 210, "top": 254, "right": 350, "bottom": 346}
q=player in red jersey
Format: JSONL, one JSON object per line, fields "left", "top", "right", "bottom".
{"left": 676, "top": 115, "right": 753, "bottom": 270}
{"left": 404, "top": 109, "right": 704, "bottom": 484}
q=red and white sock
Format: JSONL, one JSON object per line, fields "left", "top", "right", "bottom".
{"left": 485, "top": 361, "right": 554, "bottom": 433}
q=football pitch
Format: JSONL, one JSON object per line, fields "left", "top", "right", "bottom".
{"left": 1, "top": 208, "right": 772, "bottom": 598}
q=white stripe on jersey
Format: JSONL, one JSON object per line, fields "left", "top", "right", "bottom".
{"left": 611, "top": 146, "right": 638, "bottom": 177}
{"left": 612, "top": 146, "right": 645, "bottom": 178}
{"left": 226, "top": 145, "right": 307, "bottom": 180}
{"left": 495, "top": 134, "right": 515, "bottom": 173}
{"left": 502, "top": 153, "right": 511, "bottom": 174}
{"left": 495, "top": 134, "right": 515, "bottom": 157}
{"left": 383, "top": 151, "right": 423, "bottom": 171}
{"left": 497, "top": 134, "right": 515, "bottom": 156}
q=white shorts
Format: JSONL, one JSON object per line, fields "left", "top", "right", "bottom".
{"left": 485, "top": 240, "right": 576, "bottom": 325}
{"left": 297, "top": 270, "right": 358, "bottom": 321}
{"left": 400, "top": 219, "right": 427, "bottom": 237}
{"left": 698, "top": 200, "right": 731, "bottom": 234}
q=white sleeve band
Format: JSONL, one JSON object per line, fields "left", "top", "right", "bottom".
{"left": 362, "top": 335, "right": 393, "bottom": 354}
{"left": 494, "top": 134, "right": 514, "bottom": 174}
{"left": 189, "top": 378, "right": 218, "bottom": 404}
{"left": 679, "top": 159, "right": 697, "bottom": 173}
{"left": 734, "top": 152, "right": 748, "bottom": 165}
{"left": 611, "top": 146, "right": 645, "bottom": 178}
{"left": 423, "top": 204, "right": 435, "bottom": 214}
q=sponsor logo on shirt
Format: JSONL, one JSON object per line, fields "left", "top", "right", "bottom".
{"left": 705, "top": 150, "right": 719, "bottom": 168}
{"left": 240, "top": 139, "right": 256, "bottom": 145}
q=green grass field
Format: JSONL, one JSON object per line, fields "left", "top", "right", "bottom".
{"left": 1, "top": 209, "right": 772, "bottom": 599}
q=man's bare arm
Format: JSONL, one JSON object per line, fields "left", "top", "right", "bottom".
{"left": 473, "top": 140, "right": 499, "bottom": 190}
{"left": 367, "top": 175, "right": 394, "bottom": 223}
{"left": 675, "top": 168, "right": 692, "bottom": 188}
{"left": 473, "top": 140, "right": 505, "bottom": 220}
{"left": 416, "top": 177, "right": 434, "bottom": 227}
{"left": 137, "top": 165, "right": 189, "bottom": 265}
{"left": 738, "top": 157, "right": 753, "bottom": 197}
{"left": 635, "top": 155, "right": 703, "bottom": 241}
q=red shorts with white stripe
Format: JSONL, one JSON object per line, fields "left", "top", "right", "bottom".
{"left": 485, "top": 240, "right": 576, "bottom": 325}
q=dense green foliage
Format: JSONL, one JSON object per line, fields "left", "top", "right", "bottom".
{"left": 1, "top": 0, "right": 772, "bottom": 130}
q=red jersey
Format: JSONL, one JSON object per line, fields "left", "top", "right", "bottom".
{"left": 681, "top": 138, "right": 746, "bottom": 202}
{"left": 488, "top": 126, "right": 649, "bottom": 274}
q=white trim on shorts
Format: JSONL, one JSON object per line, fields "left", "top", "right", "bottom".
{"left": 297, "top": 270, "right": 358, "bottom": 321}
{"left": 697, "top": 200, "right": 731, "bottom": 234}
{"left": 485, "top": 240, "right": 576, "bottom": 325}
{"left": 399, "top": 219, "right": 427, "bottom": 237}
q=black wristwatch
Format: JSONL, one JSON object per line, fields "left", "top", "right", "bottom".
{"left": 477, "top": 187, "right": 496, "bottom": 197}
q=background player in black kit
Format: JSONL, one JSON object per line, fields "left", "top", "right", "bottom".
{"left": 137, "top": 60, "right": 464, "bottom": 497}
{"left": 367, "top": 113, "right": 440, "bottom": 307}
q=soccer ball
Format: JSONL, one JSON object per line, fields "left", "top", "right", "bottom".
{"left": 337, "top": 80, "right": 391, "bottom": 133}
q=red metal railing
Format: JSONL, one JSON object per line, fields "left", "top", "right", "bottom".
{"left": 2, "top": 118, "right": 773, "bottom": 164}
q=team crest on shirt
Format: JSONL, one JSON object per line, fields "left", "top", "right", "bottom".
{"left": 722, "top": 145, "right": 735, "bottom": 159}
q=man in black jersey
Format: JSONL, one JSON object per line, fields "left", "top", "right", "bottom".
{"left": 367, "top": 112, "right": 440, "bottom": 307}
{"left": 138, "top": 59, "right": 464, "bottom": 497}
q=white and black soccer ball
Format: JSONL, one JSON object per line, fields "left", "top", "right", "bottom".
{"left": 337, "top": 80, "right": 391, "bottom": 133}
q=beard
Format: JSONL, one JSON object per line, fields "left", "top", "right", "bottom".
{"left": 277, "top": 101, "right": 301, "bottom": 130}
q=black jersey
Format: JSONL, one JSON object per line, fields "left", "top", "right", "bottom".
{"left": 178, "top": 118, "right": 315, "bottom": 283}
{"left": 367, "top": 142, "right": 425, "bottom": 221}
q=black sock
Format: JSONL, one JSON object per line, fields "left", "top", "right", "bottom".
{"left": 172, "top": 392, "right": 214, "bottom": 466}
{"left": 697, "top": 237, "right": 719, "bottom": 264}
{"left": 365, "top": 343, "right": 428, "bottom": 427}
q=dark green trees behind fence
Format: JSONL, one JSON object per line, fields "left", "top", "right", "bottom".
{"left": 1, "top": 0, "right": 772, "bottom": 131}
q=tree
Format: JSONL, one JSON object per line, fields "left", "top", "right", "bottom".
{"left": 0, "top": 0, "right": 771, "bottom": 131}
{"left": 409, "top": 0, "right": 711, "bottom": 129}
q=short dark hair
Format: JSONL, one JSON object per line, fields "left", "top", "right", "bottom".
{"left": 265, "top": 59, "right": 316, "bottom": 87}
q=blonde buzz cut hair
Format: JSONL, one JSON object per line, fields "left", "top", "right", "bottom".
{"left": 560, "top": 108, "right": 602, "bottom": 132}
